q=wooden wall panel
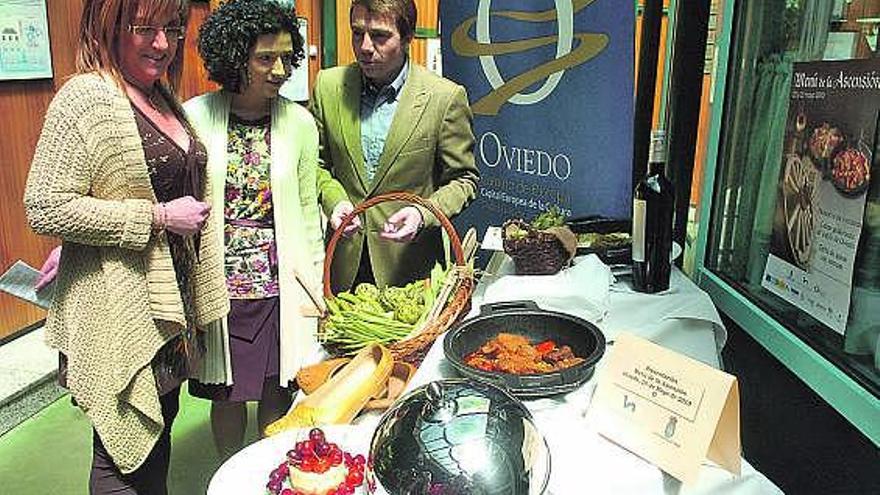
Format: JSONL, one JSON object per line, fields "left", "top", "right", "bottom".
{"left": 294, "top": 0, "right": 324, "bottom": 95}
{"left": 0, "top": 0, "right": 85, "bottom": 340}
{"left": 336, "top": 0, "right": 354, "bottom": 66}
{"left": 0, "top": 80, "right": 56, "bottom": 341}
{"left": 414, "top": 0, "right": 438, "bottom": 35}
{"left": 179, "top": 3, "right": 218, "bottom": 100}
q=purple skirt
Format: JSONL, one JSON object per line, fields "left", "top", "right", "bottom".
{"left": 190, "top": 297, "right": 284, "bottom": 402}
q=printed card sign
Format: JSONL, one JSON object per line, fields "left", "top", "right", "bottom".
{"left": 762, "top": 59, "right": 879, "bottom": 334}
{"left": 587, "top": 333, "right": 741, "bottom": 485}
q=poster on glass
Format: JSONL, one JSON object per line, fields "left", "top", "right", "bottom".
{"left": 762, "top": 59, "right": 879, "bottom": 334}
{"left": 0, "top": 0, "right": 53, "bottom": 81}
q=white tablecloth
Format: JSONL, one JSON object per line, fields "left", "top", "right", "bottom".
{"left": 476, "top": 254, "right": 727, "bottom": 369}
{"left": 209, "top": 255, "right": 781, "bottom": 495}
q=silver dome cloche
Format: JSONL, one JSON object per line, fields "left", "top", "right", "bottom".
{"left": 367, "top": 379, "right": 550, "bottom": 495}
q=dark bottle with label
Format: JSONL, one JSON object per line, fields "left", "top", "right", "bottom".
{"left": 632, "top": 129, "right": 675, "bottom": 293}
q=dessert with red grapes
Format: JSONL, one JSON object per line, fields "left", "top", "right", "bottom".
{"left": 266, "top": 427, "right": 366, "bottom": 495}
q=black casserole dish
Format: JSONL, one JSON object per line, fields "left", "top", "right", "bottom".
{"left": 443, "top": 300, "right": 605, "bottom": 398}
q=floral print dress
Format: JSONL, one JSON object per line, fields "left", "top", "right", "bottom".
{"left": 190, "top": 113, "right": 289, "bottom": 402}
{"left": 224, "top": 114, "right": 278, "bottom": 298}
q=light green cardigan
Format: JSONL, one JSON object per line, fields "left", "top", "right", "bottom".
{"left": 24, "top": 73, "right": 229, "bottom": 473}
{"left": 184, "top": 91, "right": 326, "bottom": 387}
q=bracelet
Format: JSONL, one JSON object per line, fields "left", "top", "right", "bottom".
{"left": 153, "top": 202, "right": 167, "bottom": 234}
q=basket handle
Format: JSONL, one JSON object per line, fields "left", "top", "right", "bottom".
{"left": 323, "top": 192, "right": 466, "bottom": 299}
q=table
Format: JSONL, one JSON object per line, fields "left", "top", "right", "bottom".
{"left": 209, "top": 255, "right": 782, "bottom": 494}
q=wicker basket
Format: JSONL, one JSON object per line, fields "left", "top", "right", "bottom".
{"left": 323, "top": 192, "right": 474, "bottom": 367}
{"left": 502, "top": 219, "right": 573, "bottom": 275}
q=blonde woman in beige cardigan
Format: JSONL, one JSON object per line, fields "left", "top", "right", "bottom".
{"left": 23, "top": 0, "right": 228, "bottom": 493}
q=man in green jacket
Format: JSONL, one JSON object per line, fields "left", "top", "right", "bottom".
{"left": 314, "top": 0, "right": 479, "bottom": 292}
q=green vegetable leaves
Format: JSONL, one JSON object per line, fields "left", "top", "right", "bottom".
{"left": 531, "top": 206, "right": 566, "bottom": 230}
{"left": 318, "top": 263, "right": 452, "bottom": 355}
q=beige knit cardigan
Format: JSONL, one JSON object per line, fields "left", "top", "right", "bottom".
{"left": 23, "top": 73, "right": 229, "bottom": 473}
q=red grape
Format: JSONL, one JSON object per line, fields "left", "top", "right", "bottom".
{"left": 315, "top": 442, "right": 331, "bottom": 457}
{"left": 309, "top": 427, "right": 326, "bottom": 444}
{"left": 306, "top": 440, "right": 319, "bottom": 455}
{"left": 346, "top": 470, "right": 365, "bottom": 486}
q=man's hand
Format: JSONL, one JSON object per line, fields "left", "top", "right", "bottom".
{"left": 35, "top": 245, "right": 61, "bottom": 291}
{"left": 380, "top": 206, "right": 423, "bottom": 243}
{"left": 330, "top": 201, "right": 362, "bottom": 237}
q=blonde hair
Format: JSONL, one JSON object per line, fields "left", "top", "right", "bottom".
{"left": 76, "top": 0, "right": 190, "bottom": 90}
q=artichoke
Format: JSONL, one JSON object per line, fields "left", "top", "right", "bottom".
{"left": 394, "top": 302, "right": 424, "bottom": 325}
{"left": 356, "top": 298, "right": 385, "bottom": 314}
{"left": 379, "top": 286, "right": 408, "bottom": 311}
{"left": 403, "top": 281, "right": 426, "bottom": 305}
{"left": 354, "top": 283, "right": 381, "bottom": 302}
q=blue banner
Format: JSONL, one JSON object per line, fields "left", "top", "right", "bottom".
{"left": 441, "top": 0, "right": 634, "bottom": 233}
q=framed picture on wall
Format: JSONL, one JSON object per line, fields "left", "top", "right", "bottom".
{"left": 0, "top": 0, "right": 53, "bottom": 81}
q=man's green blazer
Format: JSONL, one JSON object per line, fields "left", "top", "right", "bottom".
{"left": 313, "top": 63, "right": 479, "bottom": 292}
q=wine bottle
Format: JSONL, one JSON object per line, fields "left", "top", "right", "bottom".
{"left": 632, "top": 129, "right": 675, "bottom": 293}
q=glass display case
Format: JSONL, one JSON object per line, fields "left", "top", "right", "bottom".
{"left": 694, "top": 0, "right": 880, "bottom": 445}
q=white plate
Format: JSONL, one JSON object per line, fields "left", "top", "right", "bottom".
{"left": 208, "top": 425, "right": 372, "bottom": 495}
{"left": 672, "top": 240, "right": 683, "bottom": 261}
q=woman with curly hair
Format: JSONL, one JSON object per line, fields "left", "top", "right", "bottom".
{"left": 185, "top": 0, "right": 326, "bottom": 456}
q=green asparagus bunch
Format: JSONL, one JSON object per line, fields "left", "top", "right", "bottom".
{"left": 319, "top": 263, "right": 451, "bottom": 354}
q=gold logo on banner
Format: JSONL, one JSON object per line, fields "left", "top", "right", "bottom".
{"left": 451, "top": 0, "right": 608, "bottom": 115}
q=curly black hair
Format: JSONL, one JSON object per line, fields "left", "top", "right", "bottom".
{"left": 198, "top": 0, "right": 304, "bottom": 93}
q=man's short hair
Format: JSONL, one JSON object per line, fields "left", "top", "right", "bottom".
{"left": 351, "top": 0, "right": 417, "bottom": 41}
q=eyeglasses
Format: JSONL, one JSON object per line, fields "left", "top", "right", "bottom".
{"left": 128, "top": 24, "right": 186, "bottom": 41}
